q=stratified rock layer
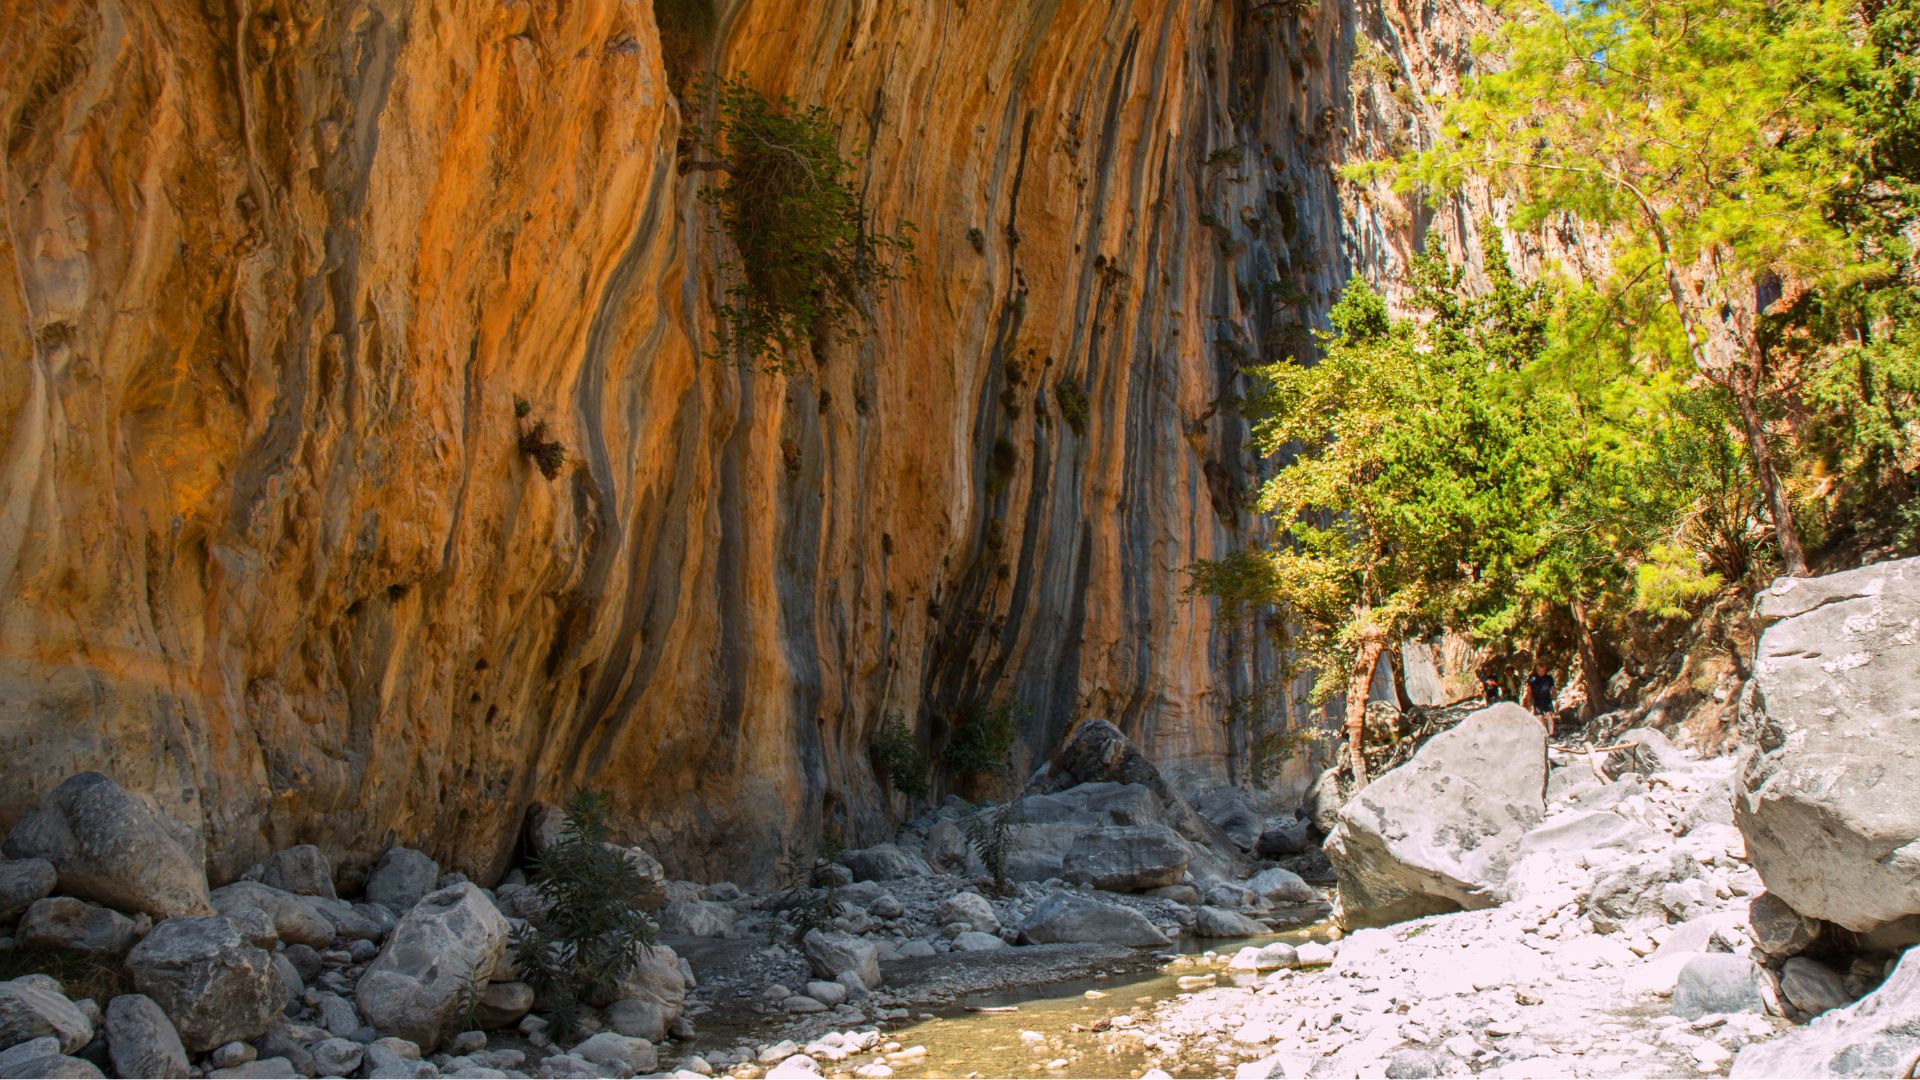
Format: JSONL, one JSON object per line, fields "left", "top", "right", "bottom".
{"left": 0, "top": 0, "right": 1493, "bottom": 880}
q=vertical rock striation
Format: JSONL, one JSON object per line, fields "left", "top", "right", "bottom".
{"left": 0, "top": 0, "right": 1493, "bottom": 882}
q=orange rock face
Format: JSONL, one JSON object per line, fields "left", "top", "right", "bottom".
{"left": 0, "top": 0, "right": 1490, "bottom": 883}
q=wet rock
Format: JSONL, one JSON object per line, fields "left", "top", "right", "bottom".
{"left": 210, "top": 882, "right": 335, "bottom": 948}
{"left": 363, "top": 848, "right": 440, "bottom": 914}
{"left": 1, "top": 773, "right": 212, "bottom": 919}
{"left": 1781, "top": 957, "right": 1853, "bottom": 1017}
{"left": 1062, "top": 825, "right": 1190, "bottom": 892}
{"left": 1672, "top": 954, "right": 1772, "bottom": 1020}
{"left": 572, "top": 1032, "right": 657, "bottom": 1076}
{"left": 103, "top": 994, "right": 188, "bottom": 1079}
{"left": 126, "top": 915, "right": 283, "bottom": 1052}
{"left": 1326, "top": 705, "right": 1547, "bottom": 928}
{"left": 1246, "top": 866, "right": 1313, "bottom": 904}
{"left": 1731, "top": 948, "right": 1920, "bottom": 1077}
{"left": 802, "top": 930, "right": 881, "bottom": 989}
{"left": 0, "top": 974, "right": 94, "bottom": 1053}
{"left": 1736, "top": 558, "right": 1920, "bottom": 940}
{"left": 16, "top": 897, "right": 136, "bottom": 956}
{"left": 838, "top": 844, "right": 932, "bottom": 882}
{"left": 658, "top": 898, "right": 735, "bottom": 937}
{"left": 0, "top": 859, "right": 57, "bottom": 921}
{"left": 258, "top": 846, "right": 336, "bottom": 900}
{"left": 935, "top": 892, "right": 999, "bottom": 933}
{"left": 1018, "top": 892, "right": 1170, "bottom": 948}
{"left": 1192, "top": 906, "right": 1266, "bottom": 938}
{"left": 355, "top": 883, "right": 509, "bottom": 1051}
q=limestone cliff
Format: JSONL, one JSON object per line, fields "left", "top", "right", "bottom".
{"left": 0, "top": 0, "right": 1493, "bottom": 884}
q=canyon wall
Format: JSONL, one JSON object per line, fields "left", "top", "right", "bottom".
{"left": 0, "top": 0, "right": 1492, "bottom": 885}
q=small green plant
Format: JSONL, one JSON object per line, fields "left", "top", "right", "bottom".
{"left": 447, "top": 967, "right": 487, "bottom": 1039}
{"left": 986, "top": 436, "right": 1019, "bottom": 496}
{"left": 966, "top": 803, "right": 1025, "bottom": 894}
{"left": 966, "top": 226, "right": 986, "bottom": 253}
{"left": 870, "top": 715, "right": 930, "bottom": 798}
{"left": 518, "top": 420, "right": 567, "bottom": 480}
{"left": 1054, "top": 376, "right": 1090, "bottom": 436}
{"left": 511, "top": 789, "right": 655, "bottom": 1040}
{"left": 690, "top": 75, "right": 914, "bottom": 372}
{"left": 772, "top": 842, "right": 838, "bottom": 944}
{"left": 513, "top": 396, "right": 532, "bottom": 419}
{"left": 944, "top": 700, "right": 1020, "bottom": 778}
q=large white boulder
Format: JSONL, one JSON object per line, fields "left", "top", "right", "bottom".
{"left": 1735, "top": 557, "right": 1920, "bottom": 943}
{"left": 354, "top": 882, "right": 508, "bottom": 1051}
{"left": 1325, "top": 704, "right": 1547, "bottom": 928}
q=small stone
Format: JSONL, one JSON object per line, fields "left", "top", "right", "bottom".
{"left": 804, "top": 981, "right": 847, "bottom": 1007}
{"left": 1780, "top": 956, "right": 1852, "bottom": 1017}
{"left": 209, "top": 1041, "right": 257, "bottom": 1068}
{"left": 0, "top": 859, "right": 59, "bottom": 921}
{"left": 783, "top": 995, "right": 827, "bottom": 1014}
{"left": 308, "top": 1038, "right": 364, "bottom": 1076}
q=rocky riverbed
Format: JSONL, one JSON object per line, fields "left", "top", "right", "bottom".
{"left": 1, "top": 558, "right": 1916, "bottom": 1078}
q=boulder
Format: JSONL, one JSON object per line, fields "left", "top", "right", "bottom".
{"left": 923, "top": 821, "right": 970, "bottom": 872}
{"left": 1730, "top": 948, "right": 1920, "bottom": 1078}
{"left": 951, "top": 930, "right": 1009, "bottom": 952}
{"left": 1735, "top": 557, "right": 1920, "bottom": 938}
{"left": 125, "top": 915, "right": 284, "bottom": 1052}
{"left": 0, "top": 974, "right": 93, "bottom": 1052}
{"left": 0, "top": 1037, "right": 103, "bottom": 1079}
{"left": 1061, "top": 825, "right": 1190, "bottom": 892}
{"left": 1587, "top": 852, "right": 1704, "bottom": 934}
{"left": 474, "top": 982, "right": 534, "bottom": 1031}
{"left": 571, "top": 1032, "right": 657, "bottom": 1077}
{"left": 1603, "top": 727, "right": 1690, "bottom": 780}
{"left": 1028, "top": 720, "right": 1242, "bottom": 862}
{"left": 935, "top": 892, "right": 999, "bottom": 934}
{"left": 594, "top": 942, "right": 691, "bottom": 1014}
{"left": 801, "top": 930, "right": 880, "bottom": 989}
{"left": 104, "top": 994, "right": 190, "bottom": 1079}
{"left": 1192, "top": 906, "right": 1267, "bottom": 938}
{"left": 210, "top": 882, "right": 334, "bottom": 948}
{"left": 656, "top": 898, "right": 735, "bottom": 938}
{"left": 0, "top": 858, "right": 57, "bottom": 921}
{"left": 1781, "top": 957, "right": 1854, "bottom": 1018}
{"left": 258, "top": 846, "right": 336, "bottom": 899}
{"left": 1253, "top": 819, "right": 1316, "bottom": 859}
{"left": 1514, "top": 810, "right": 1657, "bottom": 862}
{"left": 16, "top": 897, "right": 136, "bottom": 956}
{"left": 1246, "top": 867, "right": 1314, "bottom": 904}
{"left": 1002, "top": 822, "right": 1089, "bottom": 882}
{"left": 1303, "top": 768, "right": 1349, "bottom": 837}
{"left": 1749, "top": 892, "right": 1822, "bottom": 962}
{"left": 1325, "top": 704, "right": 1547, "bottom": 928}
{"left": 354, "top": 883, "right": 508, "bottom": 1051}
{"left": 1672, "top": 954, "right": 1773, "bottom": 1020}
{"left": 838, "top": 844, "right": 933, "bottom": 882}
{"left": 1226, "top": 942, "right": 1298, "bottom": 972}
{"left": 308, "top": 1038, "right": 364, "bottom": 1077}
{"left": 1062, "top": 783, "right": 1165, "bottom": 827}
{"left": 1191, "top": 788, "right": 1263, "bottom": 851}
{"left": 1, "top": 773, "right": 212, "bottom": 919}
{"left": 1018, "top": 893, "right": 1170, "bottom": 948}
{"left": 363, "top": 848, "right": 439, "bottom": 913}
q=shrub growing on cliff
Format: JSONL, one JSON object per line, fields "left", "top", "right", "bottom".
{"left": 689, "top": 75, "right": 914, "bottom": 373}
{"left": 511, "top": 788, "right": 654, "bottom": 1038}
{"left": 943, "top": 700, "right": 1020, "bottom": 778}
{"left": 870, "top": 715, "right": 930, "bottom": 798}
{"left": 1053, "top": 376, "right": 1090, "bottom": 436}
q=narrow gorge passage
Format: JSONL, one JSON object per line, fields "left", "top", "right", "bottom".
{"left": 3, "top": 1, "right": 1919, "bottom": 1079}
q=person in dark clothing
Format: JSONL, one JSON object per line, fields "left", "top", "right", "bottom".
{"left": 1478, "top": 657, "right": 1504, "bottom": 703}
{"left": 1527, "top": 663, "right": 1557, "bottom": 731}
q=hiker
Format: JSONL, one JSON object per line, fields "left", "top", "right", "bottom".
{"left": 1477, "top": 656, "right": 1504, "bottom": 703}
{"left": 1527, "top": 662, "right": 1557, "bottom": 731}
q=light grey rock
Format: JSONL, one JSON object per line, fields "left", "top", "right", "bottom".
{"left": 258, "top": 846, "right": 336, "bottom": 900}
{"left": 570, "top": 1032, "right": 657, "bottom": 1077}
{"left": 656, "top": 898, "right": 734, "bottom": 938}
{"left": 363, "top": 849, "right": 440, "bottom": 914}
{"left": 0, "top": 1037, "right": 103, "bottom": 1079}
{"left": 1191, "top": 787, "right": 1262, "bottom": 851}
{"left": 934, "top": 892, "right": 999, "bottom": 933}
{"left": 473, "top": 982, "right": 532, "bottom": 1031}
{"left": 209, "top": 1040, "right": 257, "bottom": 1068}
{"left": 803, "top": 980, "right": 847, "bottom": 1007}
{"left": 1225, "top": 942, "right": 1298, "bottom": 971}
{"left": 1782, "top": 957, "right": 1854, "bottom": 1017}
{"left": 951, "top": 930, "right": 1009, "bottom": 952}
{"left": 782, "top": 994, "right": 826, "bottom": 1013}
{"left": 203, "top": 1057, "right": 298, "bottom": 1079}
{"left": 0, "top": 974, "right": 93, "bottom": 1053}
{"left": 355, "top": 883, "right": 508, "bottom": 1052}
{"left": 704, "top": 881, "right": 741, "bottom": 902}
{"left": 17, "top": 897, "right": 136, "bottom": 956}
{"left": 1018, "top": 892, "right": 1170, "bottom": 948}
{"left": 1673, "top": 954, "right": 1771, "bottom": 1020}
{"left": 837, "top": 844, "right": 932, "bottom": 883}
{"left": 1326, "top": 704, "right": 1547, "bottom": 928}
{"left": 867, "top": 893, "right": 903, "bottom": 919}
{"left": 1586, "top": 852, "right": 1703, "bottom": 934}
{"left": 1731, "top": 948, "right": 1920, "bottom": 1077}
{"left": 210, "top": 881, "right": 334, "bottom": 948}
{"left": 605, "top": 997, "right": 669, "bottom": 1042}
{"left": 305, "top": 896, "right": 388, "bottom": 942}
{"left": 1736, "top": 557, "right": 1920, "bottom": 937}
{"left": 1514, "top": 810, "right": 1657, "bottom": 861}
{"left": 897, "top": 940, "right": 936, "bottom": 959}
{"left": 594, "top": 942, "right": 691, "bottom": 1015}
{"left": 1028, "top": 721, "right": 1243, "bottom": 863}
{"left": 1145, "top": 884, "right": 1202, "bottom": 905}
{"left": 1191, "top": 905, "right": 1266, "bottom": 938}
{"left": 104, "top": 993, "right": 189, "bottom": 1079}
{"left": 126, "top": 915, "right": 283, "bottom": 1052}
{"left": 309, "top": 1037, "right": 365, "bottom": 1076}
{"left": 1603, "top": 728, "right": 1690, "bottom": 780}
{"left": 801, "top": 930, "right": 880, "bottom": 989}
{"left": 1, "top": 773, "right": 212, "bottom": 919}
{"left": 1061, "top": 825, "right": 1191, "bottom": 892}
{"left": 923, "top": 821, "right": 970, "bottom": 873}
{"left": 1245, "top": 866, "right": 1313, "bottom": 904}
{"left": 1001, "top": 822, "right": 1090, "bottom": 883}
{"left": 0, "top": 859, "right": 57, "bottom": 921}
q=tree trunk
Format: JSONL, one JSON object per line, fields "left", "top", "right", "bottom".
{"left": 1344, "top": 623, "right": 1389, "bottom": 788}
{"left": 1569, "top": 597, "right": 1607, "bottom": 721}
{"left": 1727, "top": 362, "right": 1810, "bottom": 578}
